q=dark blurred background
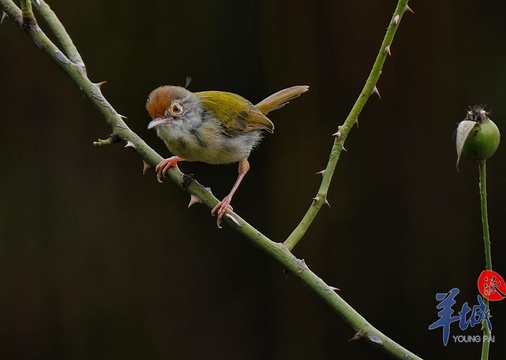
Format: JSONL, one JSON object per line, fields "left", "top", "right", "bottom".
{"left": 1, "top": 0, "right": 506, "bottom": 359}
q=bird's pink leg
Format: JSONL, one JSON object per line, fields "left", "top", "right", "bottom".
{"left": 155, "top": 156, "right": 184, "bottom": 183}
{"left": 212, "top": 157, "right": 250, "bottom": 228}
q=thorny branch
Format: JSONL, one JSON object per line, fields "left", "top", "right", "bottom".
{"left": 0, "top": 0, "right": 421, "bottom": 358}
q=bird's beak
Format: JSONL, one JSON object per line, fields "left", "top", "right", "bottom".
{"left": 147, "top": 118, "right": 171, "bottom": 129}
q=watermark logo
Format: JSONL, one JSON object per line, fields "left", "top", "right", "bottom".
{"left": 428, "top": 270, "right": 504, "bottom": 346}
{"left": 477, "top": 270, "right": 505, "bottom": 301}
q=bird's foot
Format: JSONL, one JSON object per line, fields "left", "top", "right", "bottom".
{"left": 155, "top": 156, "right": 183, "bottom": 183}
{"left": 211, "top": 196, "right": 234, "bottom": 228}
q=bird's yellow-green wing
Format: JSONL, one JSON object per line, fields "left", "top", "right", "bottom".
{"left": 196, "top": 91, "right": 274, "bottom": 134}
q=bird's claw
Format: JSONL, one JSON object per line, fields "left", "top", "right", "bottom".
{"left": 155, "top": 157, "right": 181, "bottom": 183}
{"left": 211, "top": 197, "right": 233, "bottom": 228}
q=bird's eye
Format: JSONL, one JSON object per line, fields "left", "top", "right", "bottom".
{"left": 169, "top": 102, "right": 184, "bottom": 116}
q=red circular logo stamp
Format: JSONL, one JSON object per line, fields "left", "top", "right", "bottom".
{"left": 477, "top": 270, "right": 506, "bottom": 301}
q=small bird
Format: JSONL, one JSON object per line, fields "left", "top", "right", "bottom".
{"left": 146, "top": 84, "right": 309, "bottom": 227}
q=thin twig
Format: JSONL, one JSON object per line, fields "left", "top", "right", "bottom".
{"left": 32, "top": 0, "right": 85, "bottom": 71}
{"left": 479, "top": 160, "right": 492, "bottom": 360}
{"left": 19, "top": 0, "right": 32, "bottom": 22}
{"left": 284, "top": 0, "right": 411, "bottom": 251}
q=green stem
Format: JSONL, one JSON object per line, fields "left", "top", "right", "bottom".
{"left": 284, "top": 0, "right": 410, "bottom": 250}
{"left": 479, "top": 160, "right": 493, "bottom": 270}
{"left": 33, "top": 0, "right": 85, "bottom": 67}
{"left": 478, "top": 160, "right": 492, "bottom": 360}
{"left": 0, "top": 0, "right": 165, "bottom": 171}
{"left": 19, "top": 0, "right": 32, "bottom": 20}
{"left": 232, "top": 228, "right": 423, "bottom": 360}
{"left": 0, "top": 0, "right": 20, "bottom": 24}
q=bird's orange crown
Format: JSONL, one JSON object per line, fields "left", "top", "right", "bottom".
{"left": 146, "top": 86, "right": 172, "bottom": 119}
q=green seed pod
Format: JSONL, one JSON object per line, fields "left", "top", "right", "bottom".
{"left": 462, "top": 118, "right": 500, "bottom": 159}
{"left": 456, "top": 106, "right": 500, "bottom": 168}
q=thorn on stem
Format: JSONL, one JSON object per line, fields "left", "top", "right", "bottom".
{"left": 315, "top": 170, "right": 325, "bottom": 176}
{"left": 142, "top": 161, "right": 151, "bottom": 175}
{"left": 188, "top": 194, "right": 202, "bottom": 208}
{"left": 95, "top": 81, "right": 107, "bottom": 88}
{"left": 393, "top": 14, "right": 400, "bottom": 25}
{"left": 406, "top": 5, "right": 414, "bottom": 14}
{"left": 1, "top": 12, "right": 7, "bottom": 23}
{"left": 124, "top": 141, "right": 136, "bottom": 149}
{"left": 325, "top": 199, "right": 331, "bottom": 208}
{"left": 372, "top": 86, "right": 381, "bottom": 99}
{"left": 332, "top": 130, "right": 342, "bottom": 138}
{"left": 349, "top": 332, "right": 362, "bottom": 342}
{"left": 224, "top": 213, "right": 241, "bottom": 227}
{"left": 342, "top": 145, "right": 347, "bottom": 152}
{"left": 384, "top": 45, "right": 392, "bottom": 56}
{"left": 312, "top": 196, "right": 320, "bottom": 205}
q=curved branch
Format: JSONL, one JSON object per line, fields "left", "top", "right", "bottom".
{"left": 284, "top": 1, "right": 411, "bottom": 250}
{"left": 34, "top": 0, "right": 85, "bottom": 68}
